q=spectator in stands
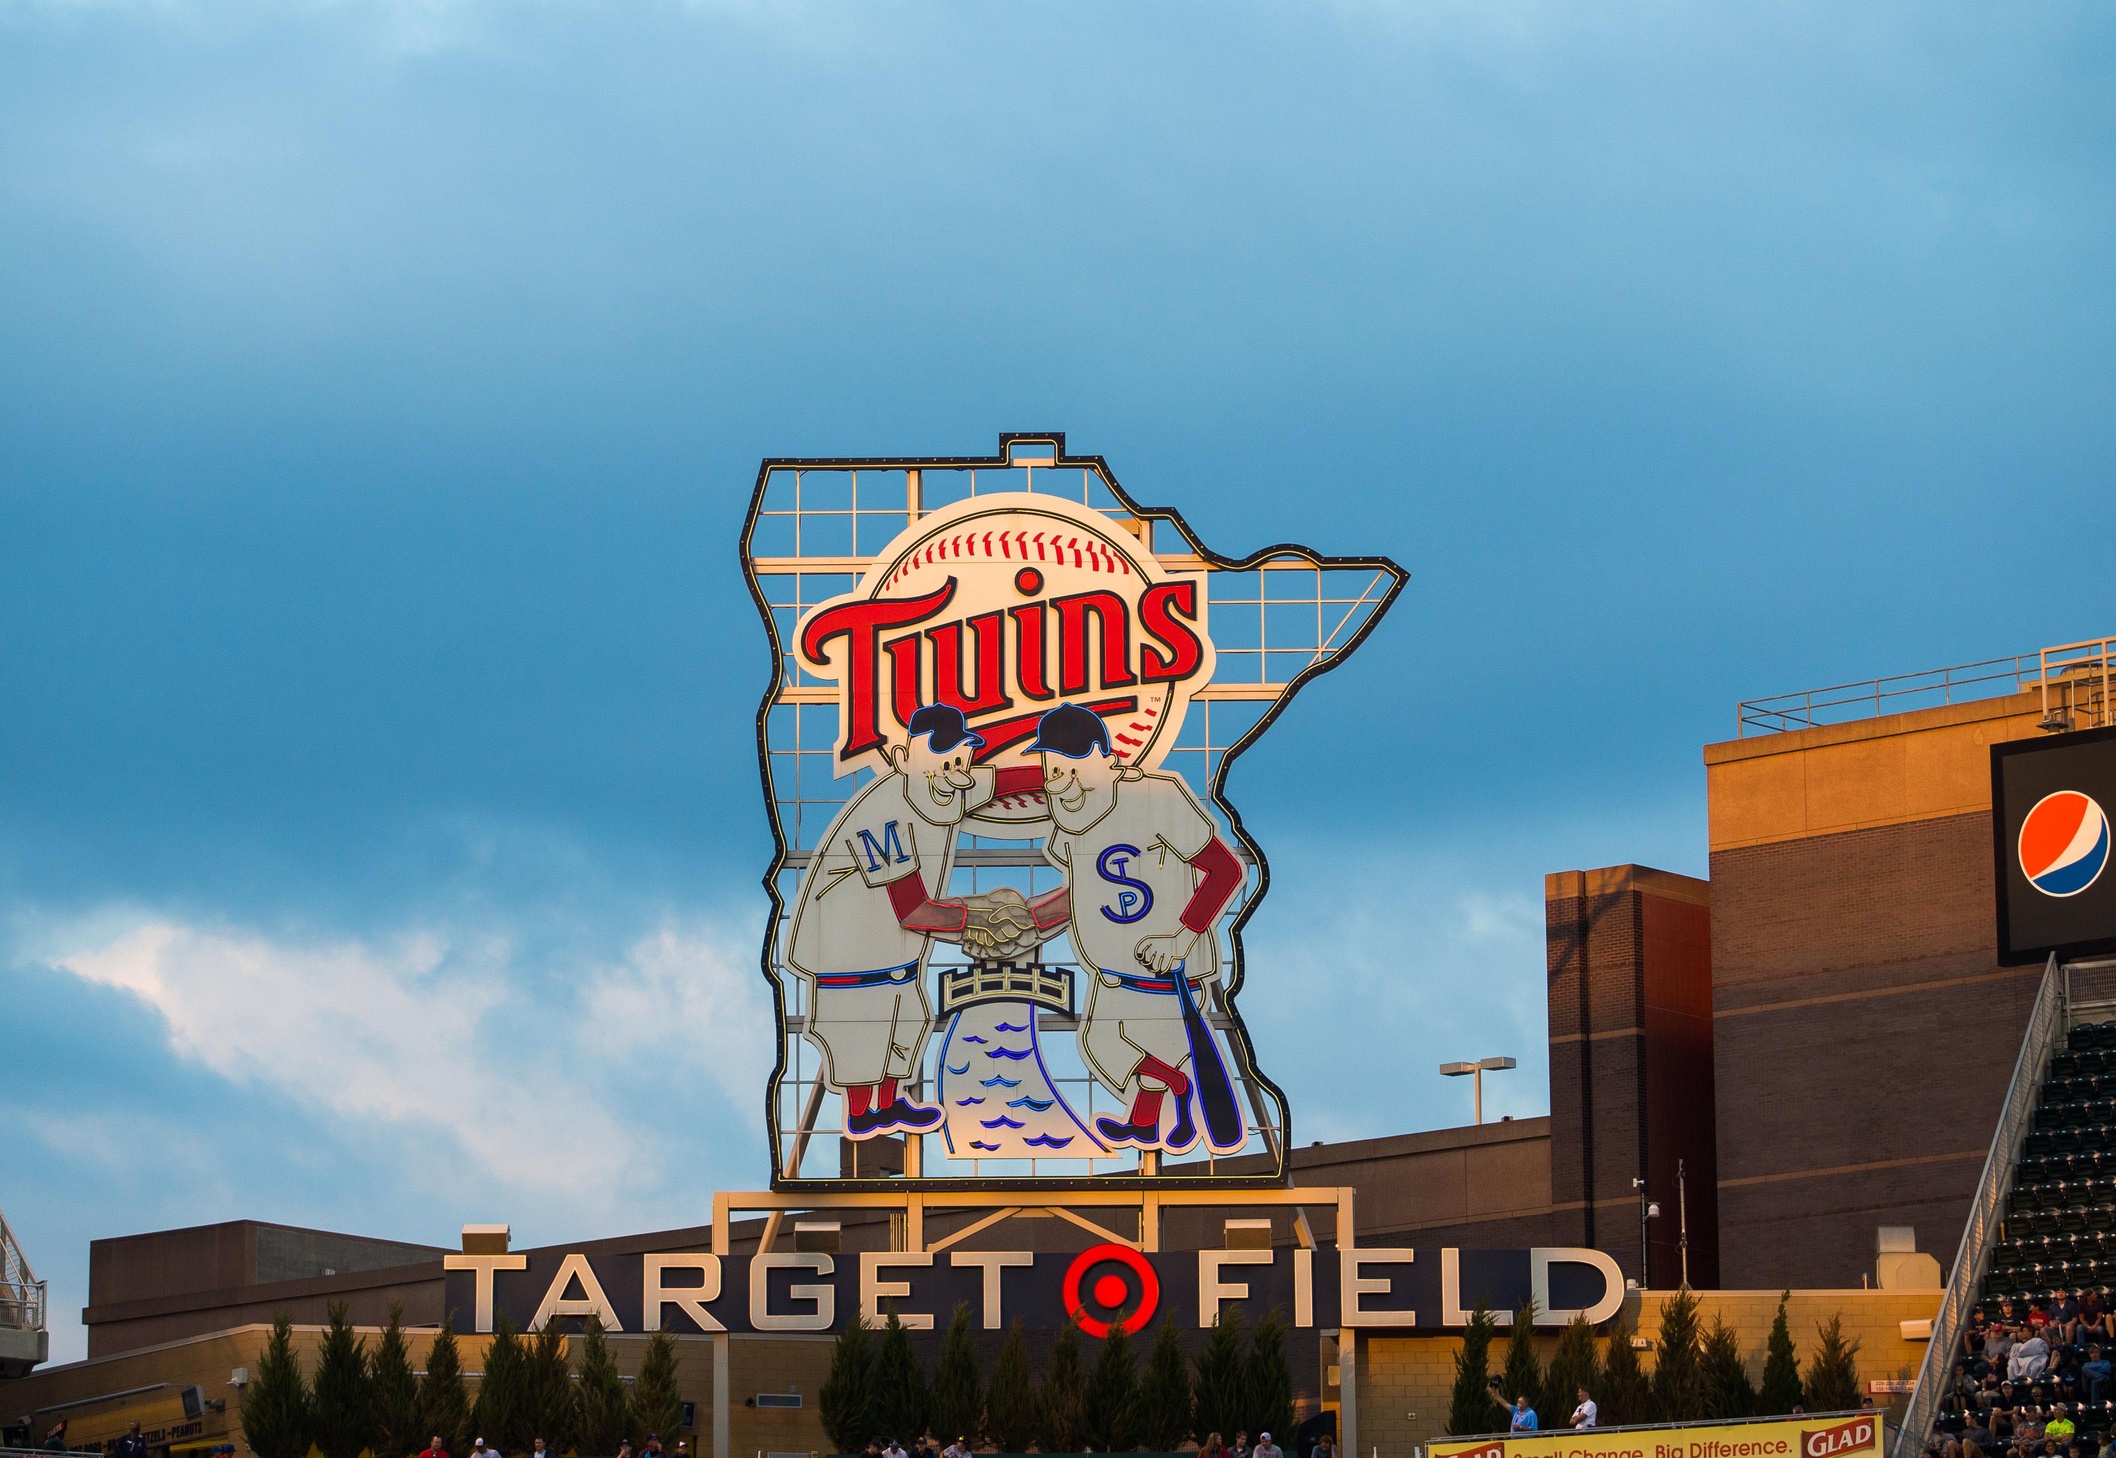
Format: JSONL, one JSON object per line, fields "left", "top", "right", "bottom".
{"left": 417, "top": 1436, "right": 449, "bottom": 1458}
{"left": 2046, "top": 1405, "right": 2077, "bottom": 1446}
{"left": 114, "top": 1423, "right": 146, "bottom": 1458}
{"left": 1992, "top": 1326, "right": 2022, "bottom": 1375}
{"left": 1255, "top": 1432, "right": 1284, "bottom": 1458}
{"left": 2017, "top": 1329, "right": 2055, "bottom": 1382}
{"left": 1234, "top": 1431, "right": 1253, "bottom": 1458}
{"left": 2055, "top": 1295, "right": 2085, "bottom": 1347}
{"left": 1572, "top": 1389, "right": 1600, "bottom": 1429}
{"left": 1502, "top": 1394, "right": 1540, "bottom": 1433}
{"left": 2083, "top": 1345, "right": 2111, "bottom": 1404}
{"left": 1199, "top": 1432, "right": 1226, "bottom": 1458}
{"left": 1965, "top": 1410, "right": 1997, "bottom": 1451}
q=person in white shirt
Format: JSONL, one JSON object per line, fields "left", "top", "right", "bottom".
{"left": 1253, "top": 1434, "right": 1283, "bottom": 1458}
{"left": 882, "top": 1443, "right": 909, "bottom": 1458}
{"left": 1571, "top": 1388, "right": 1599, "bottom": 1429}
{"left": 943, "top": 1439, "right": 970, "bottom": 1458}
{"left": 469, "top": 1440, "right": 493, "bottom": 1458}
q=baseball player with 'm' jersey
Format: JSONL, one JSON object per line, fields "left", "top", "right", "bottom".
{"left": 1025, "top": 703, "right": 1245, "bottom": 1153}
{"left": 786, "top": 704, "right": 1043, "bottom": 1139}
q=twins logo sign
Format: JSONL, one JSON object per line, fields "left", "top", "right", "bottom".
{"left": 745, "top": 434, "right": 1406, "bottom": 1188}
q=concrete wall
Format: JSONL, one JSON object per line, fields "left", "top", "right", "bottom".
{"left": 1545, "top": 866, "right": 1717, "bottom": 1289}
{"left": 3, "top": 1323, "right": 811, "bottom": 1458}
{"left": 1706, "top": 691, "right": 2050, "bottom": 1290}
{"left": 1360, "top": 1287, "right": 1943, "bottom": 1458}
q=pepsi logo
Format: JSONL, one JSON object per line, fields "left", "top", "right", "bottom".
{"left": 2019, "top": 790, "right": 2111, "bottom": 898}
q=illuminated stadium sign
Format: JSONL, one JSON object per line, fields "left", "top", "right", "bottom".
{"left": 1994, "top": 725, "right": 2116, "bottom": 964}
{"left": 741, "top": 434, "right": 1405, "bottom": 1189}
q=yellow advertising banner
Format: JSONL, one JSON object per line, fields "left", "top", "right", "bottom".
{"left": 1432, "top": 1413, "right": 1886, "bottom": 1458}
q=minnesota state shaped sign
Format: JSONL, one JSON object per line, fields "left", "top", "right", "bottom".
{"left": 742, "top": 434, "right": 1405, "bottom": 1189}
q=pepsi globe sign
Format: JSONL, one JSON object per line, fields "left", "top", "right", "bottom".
{"left": 742, "top": 435, "right": 1404, "bottom": 1188}
{"left": 2019, "top": 790, "right": 2110, "bottom": 897}
{"left": 1995, "top": 726, "right": 2116, "bottom": 964}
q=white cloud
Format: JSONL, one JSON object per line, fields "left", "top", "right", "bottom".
{"left": 38, "top": 909, "right": 770, "bottom": 1199}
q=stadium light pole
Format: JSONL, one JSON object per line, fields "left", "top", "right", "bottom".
{"left": 1439, "top": 1057, "right": 1517, "bottom": 1124}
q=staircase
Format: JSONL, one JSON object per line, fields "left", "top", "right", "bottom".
{"left": 1898, "top": 956, "right": 2116, "bottom": 1456}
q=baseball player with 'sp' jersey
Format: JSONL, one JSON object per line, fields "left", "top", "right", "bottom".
{"left": 785, "top": 704, "right": 1043, "bottom": 1139}
{"left": 1023, "top": 703, "right": 1246, "bottom": 1154}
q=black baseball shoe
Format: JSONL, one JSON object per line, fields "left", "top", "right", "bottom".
{"left": 846, "top": 1105, "right": 893, "bottom": 1138}
{"left": 1095, "top": 1115, "right": 1160, "bottom": 1147}
{"left": 884, "top": 1100, "right": 944, "bottom": 1133}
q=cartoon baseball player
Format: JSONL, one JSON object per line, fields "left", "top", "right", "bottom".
{"left": 785, "top": 704, "right": 1043, "bottom": 1139}
{"left": 1024, "top": 703, "right": 1247, "bottom": 1153}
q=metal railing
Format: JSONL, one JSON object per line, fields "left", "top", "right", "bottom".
{"left": 1737, "top": 637, "right": 2113, "bottom": 737}
{"left": 0, "top": 1204, "right": 45, "bottom": 1334}
{"left": 1893, "top": 953, "right": 2066, "bottom": 1458}
{"left": 0, "top": 1279, "right": 44, "bottom": 1332}
{"left": 1449, "top": 1410, "right": 1870, "bottom": 1443}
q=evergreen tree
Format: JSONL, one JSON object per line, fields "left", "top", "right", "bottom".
{"left": 873, "top": 1311, "right": 931, "bottom": 1443}
{"left": 373, "top": 1303, "right": 425, "bottom": 1458}
{"left": 475, "top": 1313, "right": 534, "bottom": 1456}
{"left": 1037, "top": 1320, "right": 1089, "bottom": 1454}
{"left": 1137, "top": 1321, "right": 1193, "bottom": 1453}
{"left": 1497, "top": 1302, "right": 1543, "bottom": 1420}
{"left": 984, "top": 1322, "right": 1037, "bottom": 1455}
{"left": 1445, "top": 1304, "right": 1499, "bottom": 1436}
{"left": 573, "top": 1317, "right": 632, "bottom": 1458}
{"left": 1699, "top": 1318, "right": 1757, "bottom": 1420}
{"left": 1244, "top": 1308, "right": 1295, "bottom": 1443}
{"left": 240, "top": 1314, "right": 313, "bottom": 1458}
{"left": 1597, "top": 1313, "right": 1652, "bottom": 1428}
{"left": 819, "top": 1315, "right": 879, "bottom": 1455}
{"left": 1802, "top": 1316, "right": 1861, "bottom": 1412}
{"left": 1190, "top": 1304, "right": 1248, "bottom": 1443}
{"left": 1759, "top": 1294, "right": 1803, "bottom": 1417}
{"left": 525, "top": 1325, "right": 575, "bottom": 1453}
{"left": 1651, "top": 1290, "right": 1705, "bottom": 1423}
{"left": 930, "top": 1304, "right": 984, "bottom": 1446}
{"left": 631, "top": 1331, "right": 686, "bottom": 1449}
{"left": 1084, "top": 1322, "right": 1139, "bottom": 1453}
{"left": 1540, "top": 1316, "right": 1601, "bottom": 1431}
{"left": 421, "top": 1320, "right": 473, "bottom": 1457}
{"left": 312, "top": 1301, "right": 376, "bottom": 1458}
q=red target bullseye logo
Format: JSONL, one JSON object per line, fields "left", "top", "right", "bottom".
{"left": 1062, "top": 1243, "right": 1159, "bottom": 1338}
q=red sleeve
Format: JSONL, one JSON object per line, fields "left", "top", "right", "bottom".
{"left": 1180, "top": 837, "right": 1242, "bottom": 933}
{"left": 993, "top": 764, "right": 1043, "bottom": 797}
{"left": 887, "top": 870, "right": 968, "bottom": 932}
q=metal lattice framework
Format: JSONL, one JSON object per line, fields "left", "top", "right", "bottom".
{"left": 742, "top": 434, "right": 1405, "bottom": 1190}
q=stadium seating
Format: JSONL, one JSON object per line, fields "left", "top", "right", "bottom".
{"left": 1941, "top": 1021, "right": 2116, "bottom": 1454}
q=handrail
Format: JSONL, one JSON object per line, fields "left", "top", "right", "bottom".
{"left": 1447, "top": 1410, "right": 1870, "bottom": 1442}
{"left": 1736, "top": 636, "right": 2112, "bottom": 738}
{"left": 1893, "top": 952, "right": 2065, "bottom": 1458}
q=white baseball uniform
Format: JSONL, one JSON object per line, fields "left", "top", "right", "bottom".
{"left": 786, "top": 767, "right": 993, "bottom": 1086}
{"left": 1044, "top": 771, "right": 1225, "bottom": 1096}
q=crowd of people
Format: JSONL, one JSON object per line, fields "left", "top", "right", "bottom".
{"left": 844, "top": 1425, "right": 1317, "bottom": 1457}
{"left": 1931, "top": 1292, "right": 2116, "bottom": 1458}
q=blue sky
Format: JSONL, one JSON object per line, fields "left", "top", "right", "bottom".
{"left": 3, "top": 0, "right": 2112, "bottom": 1363}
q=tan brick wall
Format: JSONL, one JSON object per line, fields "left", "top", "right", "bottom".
{"left": 1358, "top": 1288, "right": 1944, "bottom": 1458}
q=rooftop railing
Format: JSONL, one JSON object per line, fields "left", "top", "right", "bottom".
{"left": 1737, "top": 635, "right": 2114, "bottom": 738}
